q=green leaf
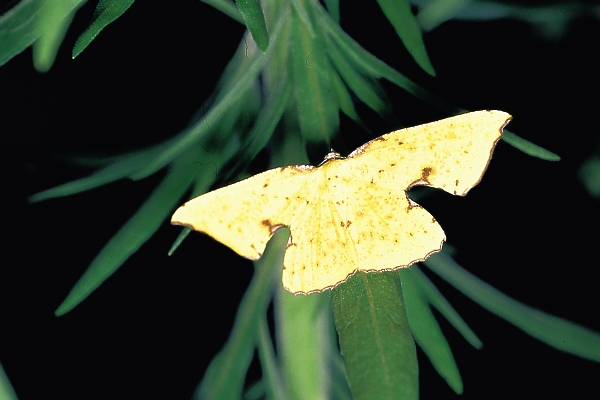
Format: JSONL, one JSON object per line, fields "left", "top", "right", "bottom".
{"left": 323, "top": 0, "right": 340, "bottom": 24}
{"left": 200, "top": 0, "right": 244, "bottom": 23}
{"left": 578, "top": 155, "right": 600, "bottom": 197}
{"left": 327, "top": 37, "right": 391, "bottom": 116}
{"left": 375, "top": 0, "right": 436, "bottom": 76}
{"left": 400, "top": 267, "right": 464, "bottom": 394}
{"left": 329, "top": 68, "right": 369, "bottom": 131}
{"left": 289, "top": 5, "right": 339, "bottom": 148}
{"left": 331, "top": 271, "right": 418, "bottom": 400}
{"left": 54, "top": 146, "right": 200, "bottom": 315}
{"left": 275, "top": 287, "right": 331, "bottom": 400}
{"left": 502, "top": 129, "right": 560, "bottom": 161}
{"left": 0, "top": 0, "right": 42, "bottom": 67}
{"left": 193, "top": 228, "right": 288, "bottom": 400}
{"left": 424, "top": 251, "right": 600, "bottom": 362}
{"left": 406, "top": 266, "right": 482, "bottom": 349}
{"left": 236, "top": 0, "right": 269, "bottom": 52}
{"left": 28, "top": 146, "right": 163, "bottom": 202}
{"left": 33, "top": 0, "right": 84, "bottom": 71}
{"left": 317, "top": 6, "right": 457, "bottom": 112}
{"left": 72, "top": 0, "right": 135, "bottom": 59}
{"left": 0, "top": 362, "right": 18, "bottom": 400}
{"left": 256, "top": 316, "right": 286, "bottom": 400}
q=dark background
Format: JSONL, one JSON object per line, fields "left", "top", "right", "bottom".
{"left": 2, "top": 1, "right": 600, "bottom": 399}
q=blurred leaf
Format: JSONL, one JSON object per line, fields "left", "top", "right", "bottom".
{"left": 0, "top": 0, "right": 42, "bottom": 67}
{"left": 424, "top": 251, "right": 600, "bottom": 362}
{"left": 0, "top": 362, "right": 18, "bottom": 400}
{"left": 33, "top": 0, "right": 84, "bottom": 71}
{"left": 193, "top": 228, "right": 288, "bottom": 400}
{"left": 323, "top": 0, "right": 340, "bottom": 23}
{"left": 72, "top": 0, "right": 135, "bottom": 59}
{"left": 276, "top": 288, "right": 330, "bottom": 400}
{"left": 256, "top": 316, "right": 286, "bottom": 400}
{"left": 416, "top": 0, "right": 473, "bottom": 32}
{"left": 29, "top": 146, "right": 163, "bottom": 202}
{"left": 236, "top": 0, "right": 269, "bottom": 52}
{"left": 376, "top": 0, "right": 435, "bottom": 75}
{"left": 331, "top": 271, "right": 418, "bottom": 400}
{"left": 290, "top": 5, "right": 339, "bottom": 149}
{"left": 329, "top": 69, "right": 369, "bottom": 131}
{"left": 54, "top": 146, "right": 200, "bottom": 315}
{"left": 200, "top": 0, "right": 243, "bottom": 23}
{"left": 578, "top": 155, "right": 600, "bottom": 197}
{"left": 400, "top": 267, "right": 463, "bottom": 394}
{"left": 327, "top": 37, "right": 390, "bottom": 116}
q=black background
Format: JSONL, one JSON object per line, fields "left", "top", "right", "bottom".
{"left": 2, "top": 1, "right": 600, "bottom": 399}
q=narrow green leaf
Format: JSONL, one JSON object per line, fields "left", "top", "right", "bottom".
{"left": 236, "top": 0, "right": 269, "bottom": 52}
{"left": 193, "top": 228, "right": 288, "bottom": 400}
{"left": 128, "top": 14, "right": 294, "bottom": 179}
{"left": 28, "top": 146, "right": 162, "bottom": 202}
{"left": 502, "top": 129, "right": 560, "bottom": 161}
{"left": 317, "top": 5, "right": 457, "bottom": 112}
{"left": 400, "top": 268, "right": 463, "bottom": 394}
{"left": 200, "top": 0, "right": 244, "bottom": 23}
{"left": 256, "top": 316, "right": 286, "bottom": 400}
{"left": 289, "top": 6, "right": 339, "bottom": 147}
{"left": 72, "top": 0, "right": 135, "bottom": 59}
{"left": 329, "top": 69, "right": 369, "bottom": 131}
{"left": 331, "top": 271, "right": 418, "bottom": 400}
{"left": 375, "top": 0, "right": 435, "bottom": 75}
{"left": 54, "top": 146, "right": 199, "bottom": 316}
{"left": 424, "top": 251, "right": 600, "bottom": 362}
{"left": 327, "top": 37, "right": 391, "bottom": 116}
{"left": 406, "top": 265, "right": 482, "bottom": 349}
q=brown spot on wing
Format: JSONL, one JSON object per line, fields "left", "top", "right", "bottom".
{"left": 261, "top": 219, "right": 285, "bottom": 235}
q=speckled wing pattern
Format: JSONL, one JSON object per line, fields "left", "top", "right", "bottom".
{"left": 171, "top": 110, "right": 511, "bottom": 294}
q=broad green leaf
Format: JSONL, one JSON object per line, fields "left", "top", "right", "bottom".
{"left": 236, "top": 0, "right": 269, "bottom": 52}
{"left": 424, "top": 251, "right": 600, "bottom": 362}
{"left": 400, "top": 267, "right": 463, "bottom": 394}
{"left": 331, "top": 271, "right": 418, "bottom": 400}
{"left": 193, "top": 228, "right": 288, "bottom": 400}
{"left": 376, "top": 0, "right": 436, "bottom": 76}
{"left": 72, "top": 0, "right": 135, "bottom": 58}
{"left": 276, "top": 287, "right": 331, "bottom": 400}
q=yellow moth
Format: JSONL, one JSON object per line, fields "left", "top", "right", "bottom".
{"left": 172, "top": 110, "right": 511, "bottom": 294}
